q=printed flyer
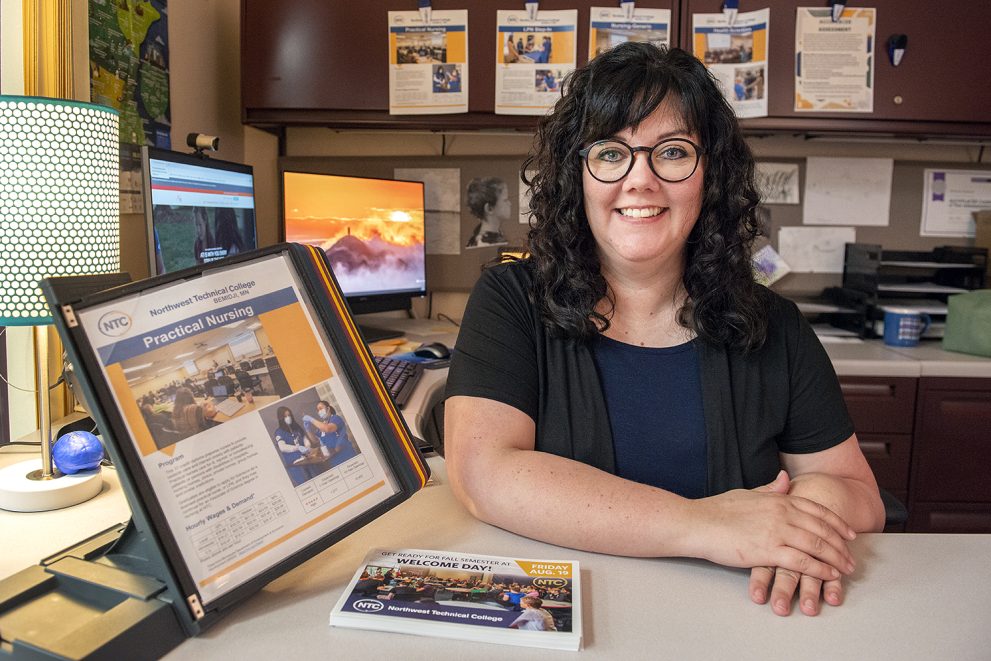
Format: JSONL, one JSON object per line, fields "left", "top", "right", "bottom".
{"left": 692, "top": 8, "right": 769, "bottom": 118}
{"left": 388, "top": 10, "right": 468, "bottom": 115}
{"left": 795, "top": 7, "right": 876, "bottom": 112}
{"left": 588, "top": 6, "right": 671, "bottom": 59}
{"left": 77, "top": 254, "right": 400, "bottom": 604}
{"left": 330, "top": 548, "right": 581, "bottom": 650}
{"left": 495, "top": 9, "right": 577, "bottom": 116}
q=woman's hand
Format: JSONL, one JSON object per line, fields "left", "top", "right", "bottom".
{"left": 689, "top": 470, "right": 857, "bottom": 583}
{"left": 749, "top": 566, "right": 843, "bottom": 616}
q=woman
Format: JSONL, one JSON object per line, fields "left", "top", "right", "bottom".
{"left": 171, "top": 387, "right": 215, "bottom": 437}
{"left": 464, "top": 177, "right": 511, "bottom": 249}
{"left": 272, "top": 406, "right": 315, "bottom": 486}
{"left": 444, "top": 43, "right": 884, "bottom": 617}
{"left": 214, "top": 207, "right": 245, "bottom": 257}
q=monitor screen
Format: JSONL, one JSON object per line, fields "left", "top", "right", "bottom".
{"left": 143, "top": 146, "right": 257, "bottom": 275}
{"left": 281, "top": 171, "right": 426, "bottom": 313}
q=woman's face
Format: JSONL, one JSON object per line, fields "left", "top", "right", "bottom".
{"left": 488, "top": 184, "right": 512, "bottom": 223}
{"left": 581, "top": 100, "right": 704, "bottom": 274}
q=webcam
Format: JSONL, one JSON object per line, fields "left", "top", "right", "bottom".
{"left": 187, "top": 132, "right": 220, "bottom": 153}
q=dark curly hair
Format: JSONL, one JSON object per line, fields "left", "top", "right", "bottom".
{"left": 521, "top": 42, "right": 767, "bottom": 351}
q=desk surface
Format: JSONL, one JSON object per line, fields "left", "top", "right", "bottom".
{"left": 2, "top": 455, "right": 989, "bottom": 659}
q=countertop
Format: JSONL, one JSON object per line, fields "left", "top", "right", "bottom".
{"left": 823, "top": 340, "right": 991, "bottom": 378}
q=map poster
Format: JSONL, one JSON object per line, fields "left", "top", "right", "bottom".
{"left": 89, "top": 0, "right": 171, "bottom": 213}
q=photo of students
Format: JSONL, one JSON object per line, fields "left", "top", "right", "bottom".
{"left": 431, "top": 64, "right": 461, "bottom": 93}
{"left": 272, "top": 406, "right": 319, "bottom": 487}
{"left": 193, "top": 206, "right": 213, "bottom": 263}
{"left": 119, "top": 310, "right": 289, "bottom": 452}
{"left": 302, "top": 400, "right": 359, "bottom": 468}
{"left": 733, "top": 65, "right": 765, "bottom": 101}
{"left": 534, "top": 69, "right": 560, "bottom": 92}
{"left": 396, "top": 31, "right": 447, "bottom": 64}
{"left": 342, "top": 563, "right": 575, "bottom": 632}
{"left": 465, "top": 177, "right": 511, "bottom": 249}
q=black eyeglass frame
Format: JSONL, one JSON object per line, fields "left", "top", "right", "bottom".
{"left": 578, "top": 138, "right": 704, "bottom": 184}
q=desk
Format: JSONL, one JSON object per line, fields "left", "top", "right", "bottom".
{"left": 1, "top": 454, "right": 989, "bottom": 659}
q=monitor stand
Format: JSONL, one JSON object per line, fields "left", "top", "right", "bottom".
{"left": 357, "top": 324, "right": 404, "bottom": 343}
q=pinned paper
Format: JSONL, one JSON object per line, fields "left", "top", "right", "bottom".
{"left": 752, "top": 244, "right": 791, "bottom": 286}
{"left": 778, "top": 226, "right": 856, "bottom": 273}
{"left": 803, "top": 157, "right": 892, "bottom": 226}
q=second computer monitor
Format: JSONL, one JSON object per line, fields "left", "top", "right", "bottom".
{"left": 142, "top": 146, "right": 258, "bottom": 275}
{"left": 281, "top": 171, "right": 427, "bottom": 314}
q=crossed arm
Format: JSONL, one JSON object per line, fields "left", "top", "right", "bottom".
{"left": 445, "top": 395, "right": 884, "bottom": 616}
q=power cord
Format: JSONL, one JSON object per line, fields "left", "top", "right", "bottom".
{"left": 436, "top": 313, "right": 460, "bottom": 327}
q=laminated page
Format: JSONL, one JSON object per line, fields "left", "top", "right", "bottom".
{"left": 388, "top": 10, "right": 469, "bottom": 115}
{"left": 495, "top": 9, "right": 577, "bottom": 116}
{"left": 75, "top": 253, "right": 403, "bottom": 604}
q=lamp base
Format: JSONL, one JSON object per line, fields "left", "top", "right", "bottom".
{"left": 0, "top": 459, "right": 103, "bottom": 512}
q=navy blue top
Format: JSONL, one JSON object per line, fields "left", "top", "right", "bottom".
{"left": 591, "top": 335, "right": 708, "bottom": 499}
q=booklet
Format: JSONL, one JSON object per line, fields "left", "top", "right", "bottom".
{"left": 330, "top": 548, "right": 581, "bottom": 651}
{"left": 41, "top": 244, "right": 429, "bottom": 625}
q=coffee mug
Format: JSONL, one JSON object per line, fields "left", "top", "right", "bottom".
{"left": 883, "top": 308, "right": 931, "bottom": 347}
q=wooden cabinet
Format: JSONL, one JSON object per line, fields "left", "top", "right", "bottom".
{"left": 241, "top": 0, "right": 680, "bottom": 130}
{"left": 840, "top": 376, "right": 916, "bottom": 531}
{"left": 242, "top": 1, "right": 991, "bottom": 134}
{"left": 682, "top": 0, "right": 991, "bottom": 134}
{"left": 908, "top": 377, "right": 991, "bottom": 533}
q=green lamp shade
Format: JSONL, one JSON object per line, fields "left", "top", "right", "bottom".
{"left": 0, "top": 96, "right": 120, "bottom": 326}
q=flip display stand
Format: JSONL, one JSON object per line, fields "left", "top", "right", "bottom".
{"left": 0, "top": 273, "right": 193, "bottom": 659}
{"left": 1, "top": 245, "right": 430, "bottom": 659}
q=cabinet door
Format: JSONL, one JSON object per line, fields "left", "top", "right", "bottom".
{"left": 242, "top": 0, "right": 679, "bottom": 124}
{"left": 680, "top": 0, "right": 991, "bottom": 124}
{"left": 911, "top": 378, "right": 991, "bottom": 503}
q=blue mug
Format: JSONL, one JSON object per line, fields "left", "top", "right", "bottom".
{"left": 883, "top": 308, "right": 931, "bottom": 347}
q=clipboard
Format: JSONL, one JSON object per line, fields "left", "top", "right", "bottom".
{"left": 0, "top": 244, "right": 429, "bottom": 658}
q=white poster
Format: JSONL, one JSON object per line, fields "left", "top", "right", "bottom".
{"left": 921, "top": 169, "right": 991, "bottom": 237}
{"left": 795, "top": 7, "right": 875, "bottom": 112}
{"left": 588, "top": 6, "right": 671, "bottom": 58}
{"left": 692, "top": 8, "right": 769, "bottom": 118}
{"left": 778, "top": 226, "right": 856, "bottom": 273}
{"left": 495, "top": 9, "right": 577, "bottom": 116}
{"left": 803, "top": 157, "right": 892, "bottom": 226}
{"left": 756, "top": 162, "right": 800, "bottom": 205}
{"left": 395, "top": 167, "right": 462, "bottom": 254}
{"left": 388, "top": 10, "right": 468, "bottom": 115}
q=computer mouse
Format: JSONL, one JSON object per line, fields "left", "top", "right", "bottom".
{"left": 413, "top": 342, "right": 451, "bottom": 359}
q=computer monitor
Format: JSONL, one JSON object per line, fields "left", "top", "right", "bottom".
{"left": 142, "top": 146, "right": 257, "bottom": 275}
{"left": 281, "top": 171, "right": 427, "bottom": 342}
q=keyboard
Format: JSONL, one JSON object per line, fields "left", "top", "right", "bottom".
{"left": 212, "top": 397, "right": 246, "bottom": 417}
{"left": 372, "top": 355, "right": 424, "bottom": 409}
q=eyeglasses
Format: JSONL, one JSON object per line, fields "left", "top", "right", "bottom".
{"left": 578, "top": 138, "right": 703, "bottom": 183}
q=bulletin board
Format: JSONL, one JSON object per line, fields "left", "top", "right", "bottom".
{"left": 758, "top": 157, "right": 991, "bottom": 295}
{"left": 279, "top": 155, "right": 530, "bottom": 292}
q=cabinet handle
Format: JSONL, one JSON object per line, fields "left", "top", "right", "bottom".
{"left": 858, "top": 441, "right": 890, "bottom": 457}
{"left": 841, "top": 383, "right": 894, "bottom": 397}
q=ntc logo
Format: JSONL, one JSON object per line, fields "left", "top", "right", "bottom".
{"left": 98, "top": 311, "right": 132, "bottom": 336}
{"left": 352, "top": 599, "right": 385, "bottom": 613}
{"left": 533, "top": 577, "right": 568, "bottom": 588}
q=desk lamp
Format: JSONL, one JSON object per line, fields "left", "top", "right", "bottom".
{"left": 0, "top": 96, "right": 120, "bottom": 512}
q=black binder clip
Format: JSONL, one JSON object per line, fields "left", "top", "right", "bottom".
{"left": 722, "top": 0, "right": 739, "bottom": 26}
{"left": 887, "top": 34, "right": 908, "bottom": 67}
{"left": 829, "top": 0, "right": 845, "bottom": 22}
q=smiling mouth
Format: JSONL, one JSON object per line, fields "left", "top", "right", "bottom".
{"left": 617, "top": 207, "right": 665, "bottom": 219}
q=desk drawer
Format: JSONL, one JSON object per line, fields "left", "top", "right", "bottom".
{"left": 857, "top": 432, "right": 911, "bottom": 494}
{"left": 840, "top": 376, "right": 917, "bottom": 435}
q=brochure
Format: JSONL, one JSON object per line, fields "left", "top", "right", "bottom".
{"left": 330, "top": 548, "right": 581, "bottom": 651}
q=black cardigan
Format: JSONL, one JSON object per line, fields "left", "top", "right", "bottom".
{"left": 445, "top": 262, "right": 854, "bottom": 496}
